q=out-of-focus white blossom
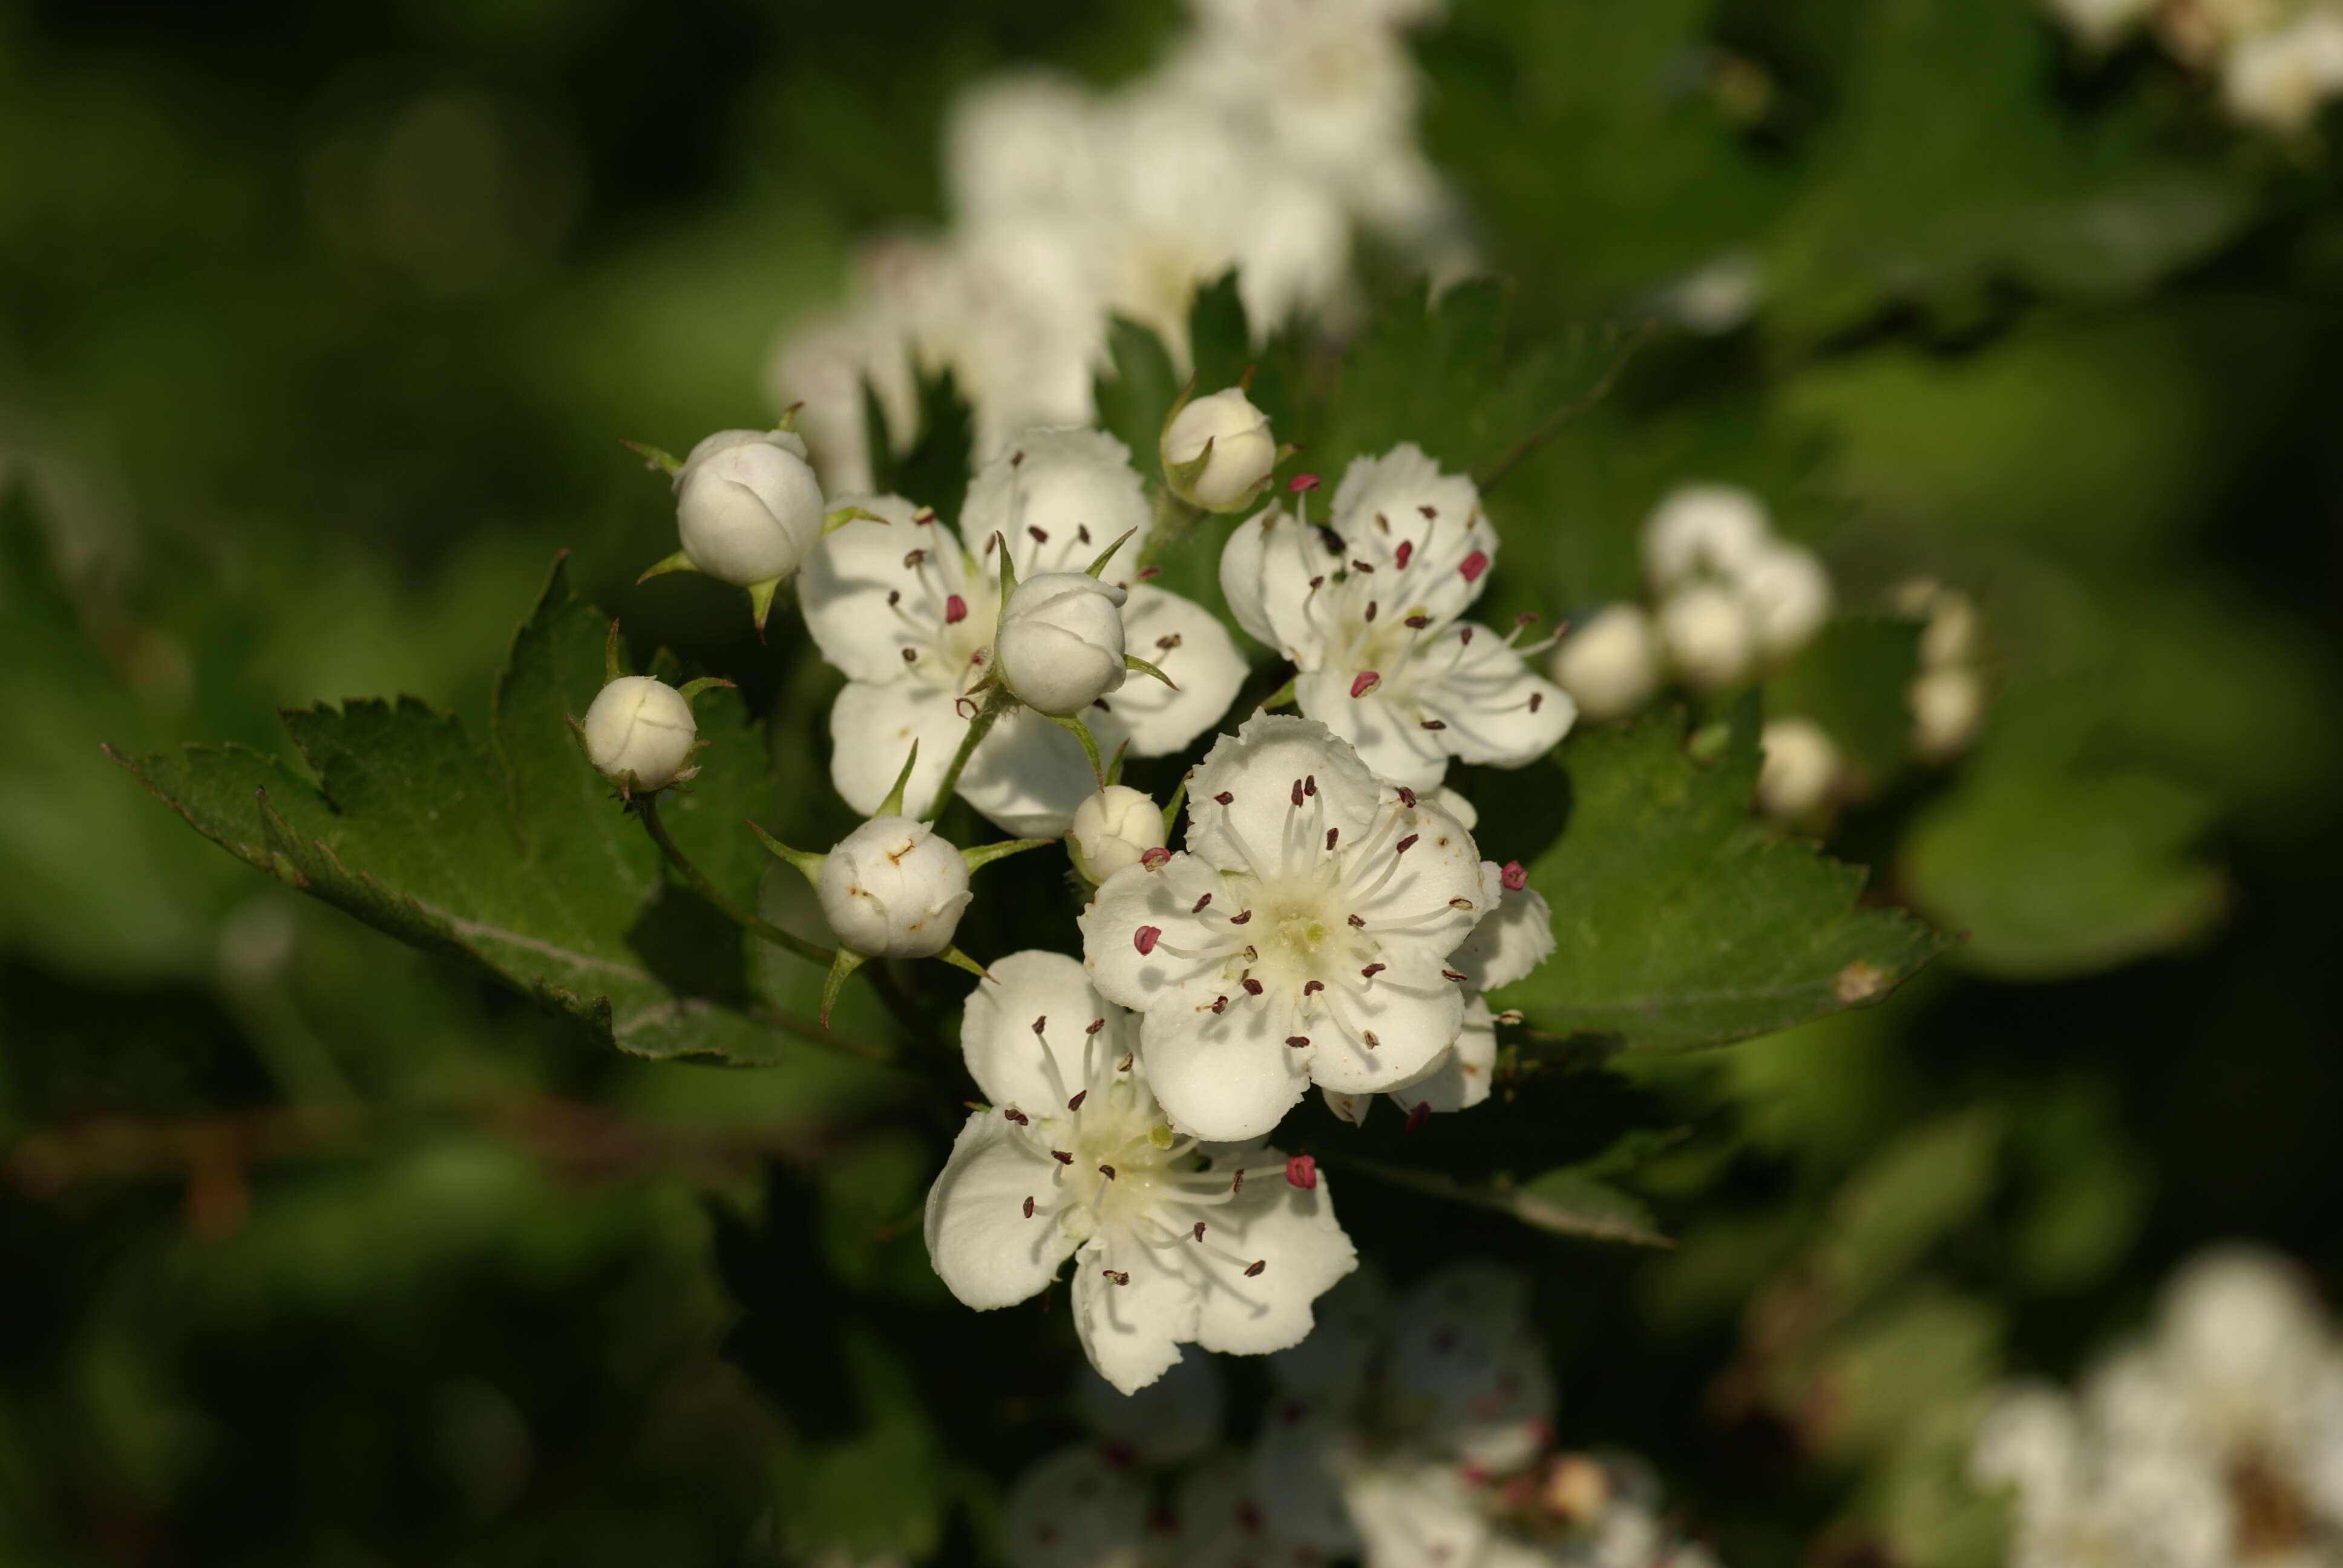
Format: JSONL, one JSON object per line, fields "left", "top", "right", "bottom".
{"left": 1755, "top": 718, "right": 1841, "bottom": 820}
{"left": 1657, "top": 585, "right": 1756, "bottom": 692}
{"left": 1550, "top": 604, "right": 1663, "bottom": 723}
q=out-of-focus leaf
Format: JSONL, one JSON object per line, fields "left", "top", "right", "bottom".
{"left": 1092, "top": 315, "right": 1183, "bottom": 479}
{"left": 108, "top": 558, "right": 864, "bottom": 1067}
{"left": 1817, "top": 1108, "right": 2001, "bottom": 1306}
{"left": 1496, "top": 693, "right": 1949, "bottom": 1051}
{"left": 772, "top": 1330, "right": 948, "bottom": 1562}
{"left": 1766, "top": 616, "right": 1925, "bottom": 789}
{"left": 1902, "top": 682, "right": 2226, "bottom": 979}
{"left": 1512, "top": 1169, "right": 1669, "bottom": 1249}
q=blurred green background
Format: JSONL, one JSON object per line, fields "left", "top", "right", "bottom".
{"left": 4, "top": 0, "right": 2341, "bottom": 1563}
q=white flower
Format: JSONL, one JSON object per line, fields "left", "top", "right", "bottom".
{"left": 1737, "top": 544, "right": 1833, "bottom": 658}
{"left": 1755, "top": 718, "right": 1840, "bottom": 819}
{"left": 799, "top": 434, "right": 1245, "bottom": 836}
{"left": 581, "top": 676, "right": 699, "bottom": 791}
{"left": 1000, "top": 573, "right": 1132, "bottom": 714}
{"left": 1549, "top": 604, "right": 1662, "bottom": 722}
{"left": 1164, "top": 388, "right": 1279, "bottom": 514}
{"left": 1071, "top": 786, "right": 1172, "bottom": 885}
{"left": 816, "top": 815, "right": 972, "bottom": 959}
{"left": 2045, "top": 0, "right": 2159, "bottom": 47}
{"left": 1078, "top": 715, "right": 1489, "bottom": 1142}
{"left": 1656, "top": 584, "right": 1754, "bottom": 691}
{"left": 1220, "top": 445, "right": 1574, "bottom": 791}
{"left": 2223, "top": 9, "right": 2343, "bottom": 131}
{"left": 1642, "top": 485, "right": 1770, "bottom": 590}
{"left": 672, "top": 428, "right": 828, "bottom": 587}
{"left": 1910, "top": 665, "right": 1985, "bottom": 763}
{"left": 923, "top": 951, "right": 1357, "bottom": 1394}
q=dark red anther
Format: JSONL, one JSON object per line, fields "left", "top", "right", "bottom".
{"left": 1501, "top": 861, "right": 1527, "bottom": 892}
{"left": 1403, "top": 613, "right": 1430, "bottom": 629}
{"left": 1136, "top": 566, "right": 1162, "bottom": 580}
{"left": 1067, "top": 1090, "right": 1087, "bottom": 1112}
{"left": 1459, "top": 549, "right": 1489, "bottom": 583}
{"left": 1326, "top": 828, "right": 1340, "bottom": 851}
{"left": 1303, "top": 979, "right": 1325, "bottom": 995}
{"left": 1244, "top": 1259, "right": 1267, "bottom": 1277}
{"left": 1052, "top": 1149, "right": 1074, "bottom": 1164}
{"left": 1023, "top": 1195, "right": 1036, "bottom": 1217}
{"left": 1192, "top": 1221, "right": 1207, "bottom": 1241}
{"left": 1285, "top": 1035, "right": 1310, "bottom": 1048}
{"left": 1395, "top": 540, "right": 1414, "bottom": 569}
{"left": 1242, "top": 977, "right": 1263, "bottom": 995}
{"left": 1529, "top": 692, "right": 1544, "bottom": 712}
{"left": 1404, "top": 1102, "right": 1432, "bottom": 1135}
{"left": 1003, "top": 1107, "right": 1029, "bottom": 1125}
{"left": 1134, "top": 926, "right": 1162, "bottom": 955}
{"left": 1140, "top": 847, "right": 1171, "bottom": 869}
{"left": 1443, "top": 969, "right": 1467, "bottom": 982}
{"left": 1232, "top": 1168, "right": 1245, "bottom": 1193}
{"left": 1027, "top": 524, "right": 1049, "bottom": 543}
{"left": 1192, "top": 892, "right": 1213, "bottom": 913}
{"left": 1363, "top": 1030, "right": 1380, "bottom": 1048}
{"left": 1361, "top": 962, "right": 1386, "bottom": 979}
{"left": 945, "top": 593, "right": 968, "bottom": 624}
{"left": 1228, "top": 909, "right": 1253, "bottom": 924}
{"left": 1516, "top": 611, "right": 1539, "bottom": 627}
{"left": 1104, "top": 1269, "right": 1130, "bottom": 1285}
{"left": 1031, "top": 1015, "right": 1047, "bottom": 1035}
{"left": 1351, "top": 559, "right": 1375, "bottom": 573}
{"left": 1304, "top": 775, "right": 1316, "bottom": 796}
{"left": 1086, "top": 1018, "right": 1106, "bottom": 1034}
{"left": 1418, "top": 505, "right": 1438, "bottom": 519}
{"left": 1291, "top": 779, "right": 1305, "bottom": 808}
{"left": 1098, "top": 1163, "right": 1116, "bottom": 1180}
{"left": 1288, "top": 472, "right": 1321, "bottom": 493}
{"left": 1350, "top": 671, "right": 1380, "bottom": 699}
{"left": 1397, "top": 786, "right": 1417, "bottom": 808}
{"left": 1210, "top": 995, "right": 1228, "bottom": 1013}
{"left": 1419, "top": 719, "right": 1448, "bottom": 731}
{"left": 1347, "top": 913, "right": 1366, "bottom": 928}
{"left": 1364, "top": 601, "right": 1379, "bottom": 622}
{"left": 1285, "top": 1154, "right": 1317, "bottom": 1190}
{"left": 1395, "top": 834, "right": 1419, "bottom": 854}
{"left": 1213, "top": 791, "right": 1234, "bottom": 805}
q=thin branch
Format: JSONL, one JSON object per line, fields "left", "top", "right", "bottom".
{"left": 1314, "top": 1149, "right": 1673, "bottom": 1249}
{"left": 636, "top": 794, "right": 834, "bottom": 969}
{"left": 1473, "top": 319, "right": 1658, "bottom": 494}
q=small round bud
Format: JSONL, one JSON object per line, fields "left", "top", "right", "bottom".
{"left": 583, "top": 676, "right": 699, "bottom": 790}
{"left": 1549, "top": 602, "right": 1662, "bottom": 721}
{"left": 1162, "top": 388, "right": 1277, "bottom": 513}
{"left": 996, "top": 572, "right": 1129, "bottom": 714}
{"left": 1756, "top": 717, "right": 1840, "bottom": 818}
{"left": 817, "top": 816, "right": 972, "bottom": 958}
{"left": 1643, "top": 483, "right": 1769, "bottom": 589}
{"left": 1067, "top": 785, "right": 1168, "bottom": 883}
{"left": 1737, "top": 543, "right": 1833, "bottom": 658}
{"left": 1921, "top": 593, "right": 1976, "bottom": 670}
{"left": 1657, "top": 584, "right": 1754, "bottom": 690}
{"left": 1911, "top": 665, "right": 1985, "bottom": 762}
{"left": 673, "top": 428, "right": 827, "bottom": 586}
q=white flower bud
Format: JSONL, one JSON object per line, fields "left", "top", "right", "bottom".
{"left": 1643, "top": 483, "right": 1769, "bottom": 589}
{"left": 1549, "top": 603, "right": 1661, "bottom": 721}
{"left": 1912, "top": 665, "right": 1985, "bottom": 762}
{"left": 997, "top": 572, "right": 1129, "bottom": 715}
{"left": 1162, "top": 388, "right": 1277, "bottom": 513}
{"left": 1738, "top": 543, "right": 1833, "bottom": 659}
{"left": 582, "top": 676, "right": 699, "bottom": 790}
{"left": 1757, "top": 717, "right": 1840, "bottom": 818}
{"left": 1657, "top": 584, "right": 1754, "bottom": 690}
{"left": 672, "top": 428, "right": 827, "bottom": 586}
{"left": 1067, "top": 785, "right": 1167, "bottom": 883}
{"left": 816, "top": 816, "right": 972, "bottom": 959}
{"left": 2223, "top": 11, "right": 2343, "bottom": 131}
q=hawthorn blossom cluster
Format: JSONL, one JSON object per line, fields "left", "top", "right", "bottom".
{"left": 767, "top": 0, "right": 1473, "bottom": 485}
{"left": 2045, "top": 0, "right": 2343, "bottom": 131}
{"left": 1971, "top": 1246, "right": 2343, "bottom": 1568}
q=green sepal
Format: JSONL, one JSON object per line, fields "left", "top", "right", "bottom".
{"left": 1105, "top": 737, "right": 1131, "bottom": 787}
{"left": 991, "top": 533, "right": 1018, "bottom": 598}
{"left": 937, "top": 946, "right": 991, "bottom": 982}
{"left": 1044, "top": 711, "right": 1106, "bottom": 788}
{"left": 1124, "top": 654, "right": 1178, "bottom": 691}
{"left": 604, "top": 618, "right": 626, "bottom": 684}
{"left": 1161, "top": 435, "right": 1217, "bottom": 509}
{"left": 961, "top": 837, "right": 1057, "bottom": 874}
{"left": 747, "top": 576, "right": 786, "bottom": 636}
{"left": 620, "top": 439, "right": 681, "bottom": 475}
{"left": 563, "top": 712, "right": 592, "bottom": 762}
{"left": 1254, "top": 675, "right": 1297, "bottom": 714}
{"left": 675, "top": 676, "right": 736, "bottom": 705}
{"left": 876, "top": 742, "right": 921, "bottom": 818}
{"left": 636, "top": 549, "right": 698, "bottom": 586}
{"left": 1158, "top": 372, "right": 1198, "bottom": 448}
{"left": 1085, "top": 528, "right": 1140, "bottom": 579}
{"left": 750, "top": 822, "right": 827, "bottom": 887}
{"left": 819, "top": 946, "right": 867, "bottom": 1028}
{"left": 1161, "top": 773, "right": 1189, "bottom": 835}
{"left": 822, "top": 503, "right": 891, "bottom": 535}
{"left": 776, "top": 402, "right": 802, "bottom": 434}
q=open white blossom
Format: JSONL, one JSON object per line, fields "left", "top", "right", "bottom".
{"left": 581, "top": 676, "right": 699, "bottom": 791}
{"left": 671, "top": 428, "right": 828, "bottom": 587}
{"left": 924, "top": 950, "right": 1357, "bottom": 1395}
{"left": 1549, "top": 604, "right": 1662, "bottom": 723}
{"left": 1079, "top": 715, "right": 1488, "bottom": 1142}
{"left": 816, "top": 815, "right": 971, "bottom": 959}
{"left": 1971, "top": 1245, "right": 2343, "bottom": 1568}
{"left": 1072, "top": 786, "right": 1173, "bottom": 885}
{"left": 1221, "top": 445, "right": 1574, "bottom": 791}
{"left": 799, "top": 433, "right": 1245, "bottom": 836}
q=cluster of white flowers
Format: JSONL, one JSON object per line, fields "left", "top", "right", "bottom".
{"left": 1971, "top": 1246, "right": 2343, "bottom": 1568}
{"left": 768, "top": 0, "right": 1474, "bottom": 485}
{"left": 1547, "top": 484, "right": 1833, "bottom": 727}
{"left": 2045, "top": 0, "right": 2343, "bottom": 131}
{"left": 1894, "top": 578, "right": 1987, "bottom": 763}
{"left": 1252, "top": 1264, "right": 1724, "bottom": 1568}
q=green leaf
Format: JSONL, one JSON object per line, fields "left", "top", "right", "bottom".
{"left": 1091, "top": 315, "right": 1183, "bottom": 479}
{"left": 770, "top": 1329, "right": 948, "bottom": 1562}
{"left": 108, "top": 558, "right": 864, "bottom": 1067}
{"left": 868, "top": 365, "right": 974, "bottom": 526}
{"left": 1901, "top": 682, "right": 2226, "bottom": 979}
{"left": 1766, "top": 616, "right": 1926, "bottom": 789}
{"left": 1495, "top": 693, "right": 1949, "bottom": 1050}
{"left": 1510, "top": 1168, "right": 1668, "bottom": 1249}
{"left": 1185, "top": 268, "right": 1252, "bottom": 393}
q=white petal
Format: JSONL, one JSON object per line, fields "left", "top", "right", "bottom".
{"left": 1327, "top": 443, "right": 1495, "bottom": 626}
{"left": 1219, "top": 504, "right": 1337, "bottom": 661}
{"left": 1450, "top": 875, "right": 1555, "bottom": 994}
{"left": 1383, "top": 996, "right": 1496, "bottom": 1116}
{"left": 1409, "top": 624, "right": 1576, "bottom": 771}
{"left": 1077, "top": 854, "right": 1231, "bottom": 1014}
{"left": 1194, "top": 1149, "right": 1358, "bottom": 1356}
{"left": 1138, "top": 1001, "right": 1316, "bottom": 1143}
{"left": 1182, "top": 714, "right": 1387, "bottom": 874}
{"left": 800, "top": 501, "right": 968, "bottom": 682}
{"left": 1302, "top": 948, "right": 1465, "bottom": 1096}
{"left": 1250, "top": 1411, "right": 1363, "bottom": 1557}
{"left": 1111, "top": 586, "right": 1248, "bottom": 757}
{"left": 1073, "top": 1353, "right": 1224, "bottom": 1467}
{"left": 958, "top": 704, "right": 1110, "bottom": 837}
{"left": 1073, "top": 1233, "right": 1203, "bottom": 1395}
{"left": 923, "top": 1114, "right": 1080, "bottom": 1310}
{"left": 1004, "top": 1445, "right": 1152, "bottom": 1568}
{"left": 1322, "top": 1085, "right": 1374, "bottom": 1127}
{"left": 829, "top": 677, "right": 973, "bottom": 818}
{"left": 965, "top": 427, "right": 1156, "bottom": 586}
{"left": 1294, "top": 673, "right": 1452, "bottom": 792}
{"left": 961, "top": 950, "right": 1136, "bottom": 1114}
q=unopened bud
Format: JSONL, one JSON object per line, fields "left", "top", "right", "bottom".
{"left": 1162, "top": 388, "right": 1277, "bottom": 513}
{"left": 1549, "top": 602, "right": 1662, "bottom": 720}
{"left": 1738, "top": 542, "right": 1833, "bottom": 658}
{"left": 583, "top": 676, "right": 699, "bottom": 791}
{"left": 1755, "top": 717, "right": 1840, "bottom": 818}
{"left": 673, "top": 428, "right": 827, "bottom": 586}
{"left": 1642, "top": 483, "right": 1769, "bottom": 589}
{"left": 1067, "top": 785, "right": 1169, "bottom": 884}
{"left": 817, "top": 816, "right": 972, "bottom": 958}
{"left": 1911, "top": 665, "right": 1985, "bottom": 762}
{"left": 1657, "top": 583, "right": 1754, "bottom": 690}
{"left": 997, "top": 572, "right": 1129, "bottom": 714}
